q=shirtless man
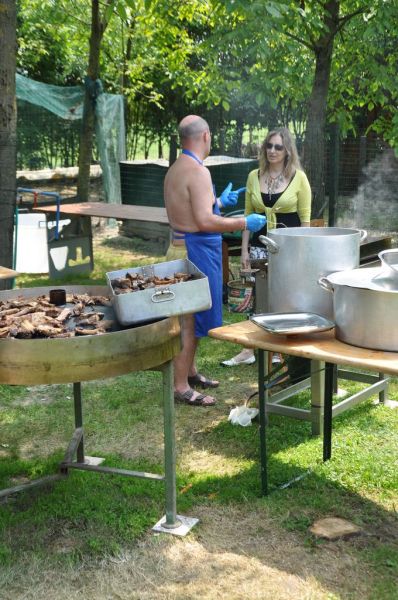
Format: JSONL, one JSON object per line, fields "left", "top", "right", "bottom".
{"left": 164, "top": 115, "right": 266, "bottom": 406}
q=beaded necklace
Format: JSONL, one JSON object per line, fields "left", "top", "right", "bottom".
{"left": 265, "top": 171, "right": 285, "bottom": 204}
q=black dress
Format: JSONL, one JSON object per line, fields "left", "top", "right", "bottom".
{"left": 251, "top": 190, "right": 301, "bottom": 247}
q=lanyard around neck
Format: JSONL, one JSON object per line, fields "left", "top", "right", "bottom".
{"left": 181, "top": 148, "right": 203, "bottom": 165}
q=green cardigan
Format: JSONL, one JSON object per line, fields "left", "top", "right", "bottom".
{"left": 244, "top": 168, "right": 312, "bottom": 230}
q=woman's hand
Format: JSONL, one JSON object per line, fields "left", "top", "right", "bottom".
{"left": 241, "top": 247, "right": 250, "bottom": 270}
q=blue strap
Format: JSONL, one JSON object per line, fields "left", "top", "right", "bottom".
{"left": 181, "top": 149, "right": 203, "bottom": 165}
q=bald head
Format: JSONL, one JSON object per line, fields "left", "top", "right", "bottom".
{"left": 178, "top": 115, "right": 210, "bottom": 142}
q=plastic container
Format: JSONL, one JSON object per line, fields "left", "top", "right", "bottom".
{"left": 15, "top": 213, "right": 49, "bottom": 273}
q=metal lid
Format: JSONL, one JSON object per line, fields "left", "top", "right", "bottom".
{"left": 326, "top": 267, "right": 398, "bottom": 293}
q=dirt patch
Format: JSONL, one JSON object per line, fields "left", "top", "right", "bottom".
{"left": 1, "top": 504, "right": 378, "bottom": 600}
{"left": 13, "top": 385, "right": 58, "bottom": 408}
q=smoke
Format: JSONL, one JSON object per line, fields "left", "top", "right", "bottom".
{"left": 336, "top": 148, "right": 398, "bottom": 237}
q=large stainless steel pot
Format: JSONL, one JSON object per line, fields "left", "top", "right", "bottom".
{"left": 259, "top": 227, "right": 367, "bottom": 319}
{"left": 318, "top": 266, "right": 398, "bottom": 351}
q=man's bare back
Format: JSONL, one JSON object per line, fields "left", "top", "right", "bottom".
{"left": 164, "top": 154, "right": 215, "bottom": 233}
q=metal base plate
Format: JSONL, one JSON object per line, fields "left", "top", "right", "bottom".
{"left": 84, "top": 456, "right": 105, "bottom": 466}
{"left": 373, "top": 399, "right": 398, "bottom": 409}
{"left": 152, "top": 514, "right": 199, "bottom": 536}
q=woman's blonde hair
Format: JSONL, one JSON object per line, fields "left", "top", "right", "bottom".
{"left": 259, "top": 127, "right": 301, "bottom": 179}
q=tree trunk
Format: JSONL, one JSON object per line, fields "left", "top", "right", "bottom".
{"left": 0, "top": 0, "right": 17, "bottom": 290}
{"left": 168, "top": 133, "right": 178, "bottom": 165}
{"left": 76, "top": 0, "right": 103, "bottom": 202}
{"left": 303, "top": 47, "right": 333, "bottom": 218}
{"left": 235, "top": 117, "right": 244, "bottom": 157}
{"left": 302, "top": 0, "right": 339, "bottom": 219}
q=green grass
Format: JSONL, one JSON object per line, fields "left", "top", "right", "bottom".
{"left": 1, "top": 234, "right": 397, "bottom": 597}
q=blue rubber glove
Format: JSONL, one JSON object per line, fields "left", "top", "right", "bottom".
{"left": 219, "top": 184, "right": 246, "bottom": 208}
{"left": 245, "top": 213, "right": 267, "bottom": 232}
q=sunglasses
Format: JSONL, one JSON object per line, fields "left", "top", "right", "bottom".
{"left": 266, "top": 142, "right": 284, "bottom": 151}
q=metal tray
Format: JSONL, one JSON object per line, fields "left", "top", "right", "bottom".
{"left": 250, "top": 312, "right": 335, "bottom": 335}
{"left": 106, "top": 259, "right": 212, "bottom": 326}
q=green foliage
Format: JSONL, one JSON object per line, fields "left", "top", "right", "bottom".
{"left": 15, "top": 0, "right": 398, "bottom": 158}
{"left": 17, "top": 0, "right": 90, "bottom": 84}
{"left": 220, "top": 0, "right": 398, "bottom": 145}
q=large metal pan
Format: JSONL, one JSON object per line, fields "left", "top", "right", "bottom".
{"left": 107, "top": 259, "right": 211, "bottom": 326}
{"left": 0, "top": 285, "right": 181, "bottom": 385}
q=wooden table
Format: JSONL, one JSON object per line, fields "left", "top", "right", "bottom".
{"left": 33, "top": 202, "right": 170, "bottom": 277}
{"left": 34, "top": 201, "right": 169, "bottom": 223}
{"left": 0, "top": 266, "right": 19, "bottom": 280}
{"left": 209, "top": 321, "right": 398, "bottom": 494}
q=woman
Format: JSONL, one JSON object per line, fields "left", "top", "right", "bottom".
{"left": 221, "top": 127, "right": 312, "bottom": 366}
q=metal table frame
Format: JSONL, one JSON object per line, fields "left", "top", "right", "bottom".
{"left": 209, "top": 321, "right": 398, "bottom": 496}
{"left": 0, "top": 362, "right": 182, "bottom": 529}
{"left": 258, "top": 351, "right": 388, "bottom": 495}
{"left": 262, "top": 358, "right": 387, "bottom": 436}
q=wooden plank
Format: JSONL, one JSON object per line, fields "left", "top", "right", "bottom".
{"left": 209, "top": 321, "right": 398, "bottom": 376}
{"left": 34, "top": 202, "right": 169, "bottom": 224}
{"left": 0, "top": 266, "right": 19, "bottom": 280}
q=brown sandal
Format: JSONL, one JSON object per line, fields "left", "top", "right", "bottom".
{"left": 174, "top": 388, "right": 216, "bottom": 406}
{"left": 188, "top": 373, "right": 219, "bottom": 389}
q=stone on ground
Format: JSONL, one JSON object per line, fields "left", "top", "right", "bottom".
{"left": 309, "top": 517, "right": 362, "bottom": 540}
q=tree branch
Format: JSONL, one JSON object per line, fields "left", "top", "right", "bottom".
{"left": 294, "top": 0, "right": 318, "bottom": 49}
{"left": 282, "top": 29, "right": 315, "bottom": 51}
{"left": 336, "top": 7, "right": 367, "bottom": 33}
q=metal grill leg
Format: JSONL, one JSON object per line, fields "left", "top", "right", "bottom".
{"left": 161, "top": 360, "right": 181, "bottom": 529}
{"left": 73, "top": 382, "right": 85, "bottom": 463}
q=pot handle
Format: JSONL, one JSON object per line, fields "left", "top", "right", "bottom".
{"left": 151, "top": 288, "right": 175, "bottom": 303}
{"left": 318, "top": 276, "right": 334, "bottom": 293}
{"left": 359, "top": 229, "right": 367, "bottom": 242}
{"left": 259, "top": 235, "right": 279, "bottom": 253}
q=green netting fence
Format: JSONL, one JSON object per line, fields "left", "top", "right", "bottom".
{"left": 16, "top": 73, "right": 125, "bottom": 203}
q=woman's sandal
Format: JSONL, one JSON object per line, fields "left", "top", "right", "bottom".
{"left": 188, "top": 372, "right": 220, "bottom": 389}
{"left": 174, "top": 388, "right": 216, "bottom": 406}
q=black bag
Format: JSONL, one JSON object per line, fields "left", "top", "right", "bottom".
{"left": 286, "top": 356, "right": 311, "bottom": 383}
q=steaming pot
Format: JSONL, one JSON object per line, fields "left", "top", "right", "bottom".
{"left": 259, "top": 227, "right": 367, "bottom": 320}
{"left": 318, "top": 262, "right": 398, "bottom": 351}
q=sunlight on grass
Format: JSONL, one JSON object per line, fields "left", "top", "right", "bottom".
{"left": 1, "top": 230, "right": 397, "bottom": 598}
